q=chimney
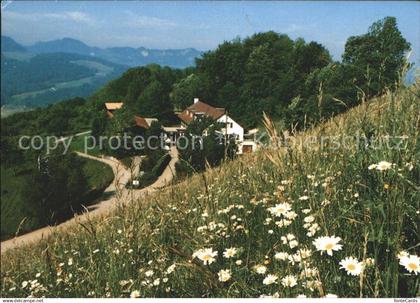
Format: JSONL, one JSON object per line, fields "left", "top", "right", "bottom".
{"left": 194, "top": 97, "right": 199, "bottom": 104}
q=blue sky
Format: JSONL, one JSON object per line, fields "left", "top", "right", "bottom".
{"left": 2, "top": 1, "right": 419, "bottom": 62}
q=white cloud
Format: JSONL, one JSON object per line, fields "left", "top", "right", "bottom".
{"left": 66, "top": 11, "right": 92, "bottom": 23}
{"left": 4, "top": 10, "right": 97, "bottom": 26}
{"left": 1, "top": 10, "right": 101, "bottom": 46}
{"left": 123, "top": 11, "right": 178, "bottom": 29}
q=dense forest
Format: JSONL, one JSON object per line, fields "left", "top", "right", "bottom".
{"left": 170, "top": 17, "right": 410, "bottom": 128}
{"left": 88, "top": 17, "right": 410, "bottom": 131}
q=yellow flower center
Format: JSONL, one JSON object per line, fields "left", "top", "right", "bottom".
{"left": 408, "top": 263, "right": 418, "bottom": 270}
{"left": 325, "top": 243, "right": 334, "bottom": 250}
{"left": 202, "top": 255, "right": 212, "bottom": 260}
{"left": 347, "top": 264, "right": 356, "bottom": 271}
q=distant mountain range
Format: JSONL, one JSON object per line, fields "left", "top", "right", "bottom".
{"left": 1, "top": 36, "right": 203, "bottom": 116}
{"left": 1, "top": 36, "right": 127, "bottom": 115}
{"left": 25, "top": 37, "right": 203, "bottom": 68}
{"left": 1, "top": 36, "right": 27, "bottom": 53}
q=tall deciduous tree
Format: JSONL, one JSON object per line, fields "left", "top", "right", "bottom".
{"left": 343, "top": 16, "right": 411, "bottom": 96}
{"left": 170, "top": 74, "right": 203, "bottom": 110}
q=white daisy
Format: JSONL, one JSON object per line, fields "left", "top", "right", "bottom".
{"left": 269, "top": 203, "right": 292, "bottom": 217}
{"left": 397, "top": 251, "right": 409, "bottom": 259}
{"left": 166, "top": 264, "right": 176, "bottom": 274}
{"left": 281, "top": 275, "right": 298, "bottom": 288}
{"left": 275, "top": 219, "right": 292, "bottom": 228}
{"left": 399, "top": 255, "right": 419, "bottom": 274}
{"left": 192, "top": 248, "right": 218, "bottom": 265}
{"left": 218, "top": 269, "right": 232, "bottom": 282}
{"left": 304, "top": 215, "right": 315, "bottom": 223}
{"left": 287, "top": 233, "right": 296, "bottom": 240}
{"left": 254, "top": 264, "right": 267, "bottom": 275}
{"left": 376, "top": 161, "right": 393, "bottom": 171}
{"left": 299, "top": 248, "right": 312, "bottom": 259}
{"left": 288, "top": 253, "right": 302, "bottom": 265}
{"left": 339, "top": 257, "right": 364, "bottom": 276}
{"left": 313, "top": 236, "right": 343, "bottom": 256}
{"left": 274, "top": 252, "right": 289, "bottom": 261}
{"left": 368, "top": 164, "right": 377, "bottom": 170}
{"left": 223, "top": 247, "right": 238, "bottom": 259}
{"left": 285, "top": 211, "right": 298, "bottom": 220}
{"left": 145, "top": 270, "right": 154, "bottom": 277}
{"left": 289, "top": 240, "right": 299, "bottom": 249}
{"left": 263, "top": 274, "right": 278, "bottom": 285}
{"left": 130, "top": 290, "right": 140, "bottom": 298}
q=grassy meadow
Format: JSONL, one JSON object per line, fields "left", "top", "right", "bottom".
{"left": 1, "top": 82, "right": 419, "bottom": 297}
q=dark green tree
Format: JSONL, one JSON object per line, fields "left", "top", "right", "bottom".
{"left": 177, "top": 116, "right": 237, "bottom": 173}
{"left": 91, "top": 110, "right": 108, "bottom": 139}
{"left": 170, "top": 74, "right": 203, "bottom": 110}
{"left": 31, "top": 152, "right": 89, "bottom": 225}
{"left": 343, "top": 16, "right": 411, "bottom": 97}
{"left": 136, "top": 81, "right": 170, "bottom": 118}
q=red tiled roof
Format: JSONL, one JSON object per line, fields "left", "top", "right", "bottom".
{"left": 134, "top": 115, "right": 150, "bottom": 129}
{"left": 134, "top": 116, "right": 158, "bottom": 129}
{"left": 177, "top": 101, "right": 225, "bottom": 124}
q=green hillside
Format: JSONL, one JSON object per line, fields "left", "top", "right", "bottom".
{"left": 0, "top": 157, "right": 113, "bottom": 241}
{"left": 1, "top": 82, "right": 419, "bottom": 297}
{"left": 1, "top": 51, "right": 127, "bottom": 115}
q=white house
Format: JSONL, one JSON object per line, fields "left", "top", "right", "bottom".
{"left": 216, "top": 114, "right": 244, "bottom": 142}
{"left": 176, "top": 98, "right": 257, "bottom": 154}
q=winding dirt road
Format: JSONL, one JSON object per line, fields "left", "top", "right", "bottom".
{"left": 0, "top": 147, "right": 178, "bottom": 254}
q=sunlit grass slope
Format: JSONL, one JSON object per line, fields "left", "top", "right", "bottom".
{"left": 1, "top": 82, "right": 419, "bottom": 298}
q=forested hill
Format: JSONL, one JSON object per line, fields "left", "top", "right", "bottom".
{"left": 1, "top": 40, "right": 128, "bottom": 115}
{"left": 0, "top": 35, "right": 200, "bottom": 115}
{"left": 171, "top": 17, "right": 410, "bottom": 129}
{"left": 91, "top": 17, "right": 410, "bottom": 130}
